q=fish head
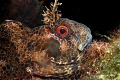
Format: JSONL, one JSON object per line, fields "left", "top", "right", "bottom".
{"left": 28, "top": 18, "right": 92, "bottom": 78}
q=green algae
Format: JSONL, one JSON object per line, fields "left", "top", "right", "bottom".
{"left": 86, "top": 32, "right": 120, "bottom": 80}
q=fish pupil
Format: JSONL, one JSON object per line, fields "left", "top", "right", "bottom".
{"left": 60, "top": 28, "right": 66, "bottom": 34}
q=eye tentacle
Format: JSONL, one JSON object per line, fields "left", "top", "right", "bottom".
{"left": 42, "top": 0, "right": 62, "bottom": 31}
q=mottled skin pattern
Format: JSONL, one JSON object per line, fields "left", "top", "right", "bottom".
{"left": 0, "top": 18, "right": 92, "bottom": 79}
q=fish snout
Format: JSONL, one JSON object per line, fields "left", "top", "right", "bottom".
{"left": 78, "top": 35, "right": 92, "bottom": 51}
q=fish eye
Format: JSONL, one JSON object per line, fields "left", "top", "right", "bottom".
{"left": 56, "top": 26, "right": 69, "bottom": 38}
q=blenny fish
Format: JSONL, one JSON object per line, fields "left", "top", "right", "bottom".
{"left": 0, "top": 0, "right": 92, "bottom": 79}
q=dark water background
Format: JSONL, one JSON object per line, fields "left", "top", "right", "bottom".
{"left": 0, "top": 0, "right": 120, "bottom": 39}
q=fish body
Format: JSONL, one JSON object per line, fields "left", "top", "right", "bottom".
{"left": 0, "top": 18, "right": 92, "bottom": 79}
{"left": 0, "top": 0, "right": 92, "bottom": 79}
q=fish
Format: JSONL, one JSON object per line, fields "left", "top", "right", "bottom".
{"left": 0, "top": 0, "right": 92, "bottom": 79}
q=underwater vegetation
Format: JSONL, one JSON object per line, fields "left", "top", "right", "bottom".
{"left": 81, "top": 29, "right": 120, "bottom": 80}
{"left": 89, "top": 29, "right": 120, "bottom": 80}
{"left": 0, "top": 0, "right": 120, "bottom": 80}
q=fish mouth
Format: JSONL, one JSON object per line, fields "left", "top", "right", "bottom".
{"left": 31, "top": 54, "right": 81, "bottom": 79}
{"left": 50, "top": 56, "right": 80, "bottom": 65}
{"left": 32, "top": 62, "right": 79, "bottom": 79}
{"left": 33, "top": 71, "right": 71, "bottom": 79}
